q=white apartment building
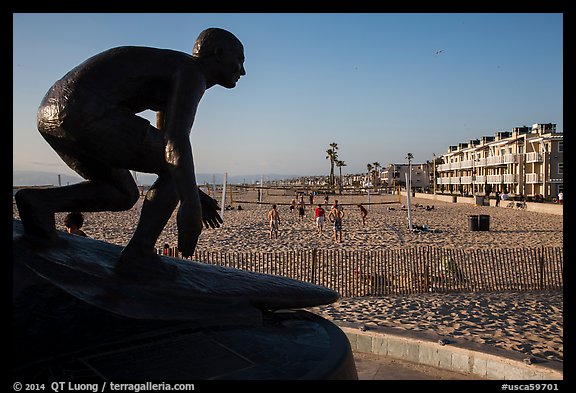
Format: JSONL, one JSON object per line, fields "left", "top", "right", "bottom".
{"left": 382, "top": 163, "right": 431, "bottom": 191}
{"left": 436, "top": 123, "right": 563, "bottom": 198}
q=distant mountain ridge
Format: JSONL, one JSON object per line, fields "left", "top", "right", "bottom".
{"left": 13, "top": 170, "right": 304, "bottom": 187}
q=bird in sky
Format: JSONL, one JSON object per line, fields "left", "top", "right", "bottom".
{"left": 435, "top": 49, "right": 444, "bottom": 55}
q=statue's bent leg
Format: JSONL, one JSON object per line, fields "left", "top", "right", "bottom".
{"left": 15, "top": 169, "right": 139, "bottom": 242}
{"left": 116, "top": 174, "right": 180, "bottom": 277}
{"left": 15, "top": 188, "right": 61, "bottom": 243}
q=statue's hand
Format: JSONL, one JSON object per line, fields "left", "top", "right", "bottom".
{"left": 176, "top": 202, "right": 203, "bottom": 258}
{"left": 199, "top": 190, "right": 224, "bottom": 229}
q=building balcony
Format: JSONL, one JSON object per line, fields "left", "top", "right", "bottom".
{"left": 474, "top": 175, "right": 486, "bottom": 184}
{"left": 503, "top": 173, "right": 518, "bottom": 184}
{"left": 486, "top": 156, "right": 504, "bottom": 166}
{"left": 437, "top": 163, "right": 450, "bottom": 172}
{"left": 525, "top": 173, "right": 542, "bottom": 183}
{"left": 503, "top": 154, "right": 516, "bottom": 164}
{"left": 450, "top": 177, "right": 461, "bottom": 185}
{"left": 460, "top": 175, "right": 473, "bottom": 184}
{"left": 486, "top": 175, "right": 502, "bottom": 184}
{"left": 525, "top": 152, "right": 543, "bottom": 163}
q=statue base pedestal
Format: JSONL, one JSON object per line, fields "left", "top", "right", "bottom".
{"left": 13, "top": 219, "right": 357, "bottom": 380}
{"left": 14, "top": 280, "right": 357, "bottom": 380}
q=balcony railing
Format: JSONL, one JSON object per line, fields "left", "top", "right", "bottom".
{"left": 440, "top": 173, "right": 545, "bottom": 185}
{"left": 503, "top": 154, "right": 516, "bottom": 164}
{"left": 486, "top": 175, "right": 502, "bottom": 184}
{"left": 437, "top": 163, "right": 450, "bottom": 172}
{"left": 486, "top": 156, "right": 504, "bottom": 166}
{"left": 460, "top": 175, "right": 473, "bottom": 184}
{"left": 473, "top": 175, "right": 485, "bottom": 184}
{"left": 503, "top": 173, "right": 518, "bottom": 184}
{"left": 525, "top": 152, "right": 543, "bottom": 163}
{"left": 525, "top": 173, "right": 542, "bottom": 183}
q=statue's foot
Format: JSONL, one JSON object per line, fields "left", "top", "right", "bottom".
{"left": 14, "top": 189, "right": 64, "bottom": 247}
{"left": 115, "top": 249, "right": 178, "bottom": 281}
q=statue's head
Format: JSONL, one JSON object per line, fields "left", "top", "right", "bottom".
{"left": 193, "top": 28, "right": 246, "bottom": 89}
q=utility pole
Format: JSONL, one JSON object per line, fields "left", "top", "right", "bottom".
{"left": 220, "top": 172, "right": 227, "bottom": 222}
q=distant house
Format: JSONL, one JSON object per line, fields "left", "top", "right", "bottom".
{"left": 381, "top": 163, "right": 430, "bottom": 191}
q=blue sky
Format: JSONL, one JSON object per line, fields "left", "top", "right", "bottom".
{"left": 13, "top": 13, "right": 563, "bottom": 180}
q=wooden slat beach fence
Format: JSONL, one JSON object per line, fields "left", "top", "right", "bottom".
{"left": 168, "top": 246, "right": 563, "bottom": 296}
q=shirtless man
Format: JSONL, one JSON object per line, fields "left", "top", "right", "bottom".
{"left": 268, "top": 204, "right": 281, "bottom": 239}
{"left": 328, "top": 203, "right": 345, "bottom": 243}
{"left": 15, "top": 28, "right": 246, "bottom": 275}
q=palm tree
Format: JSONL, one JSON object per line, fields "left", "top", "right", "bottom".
{"left": 372, "top": 161, "right": 381, "bottom": 186}
{"left": 326, "top": 142, "right": 339, "bottom": 189}
{"left": 335, "top": 159, "right": 346, "bottom": 193}
{"left": 366, "top": 163, "right": 373, "bottom": 187}
{"left": 405, "top": 153, "right": 414, "bottom": 191}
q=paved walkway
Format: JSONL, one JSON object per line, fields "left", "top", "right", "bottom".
{"left": 343, "top": 324, "right": 562, "bottom": 380}
{"left": 353, "top": 351, "right": 483, "bottom": 380}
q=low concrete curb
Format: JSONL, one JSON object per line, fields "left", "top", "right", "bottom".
{"left": 338, "top": 323, "right": 562, "bottom": 380}
{"left": 404, "top": 191, "right": 563, "bottom": 216}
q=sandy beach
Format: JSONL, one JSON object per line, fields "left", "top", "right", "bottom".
{"left": 13, "top": 190, "right": 563, "bottom": 362}
{"left": 33, "top": 190, "right": 563, "bottom": 253}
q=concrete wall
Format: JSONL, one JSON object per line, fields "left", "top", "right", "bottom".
{"left": 401, "top": 192, "right": 563, "bottom": 216}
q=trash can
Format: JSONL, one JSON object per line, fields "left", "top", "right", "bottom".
{"left": 452, "top": 196, "right": 458, "bottom": 203}
{"left": 468, "top": 215, "right": 479, "bottom": 231}
{"left": 479, "top": 214, "right": 490, "bottom": 231}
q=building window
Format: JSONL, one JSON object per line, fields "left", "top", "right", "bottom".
{"left": 558, "top": 141, "right": 563, "bottom": 153}
{"left": 558, "top": 163, "right": 563, "bottom": 174}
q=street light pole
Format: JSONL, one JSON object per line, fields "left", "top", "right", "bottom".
{"left": 472, "top": 155, "right": 475, "bottom": 196}
{"left": 409, "top": 161, "right": 412, "bottom": 194}
{"left": 432, "top": 153, "right": 436, "bottom": 195}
